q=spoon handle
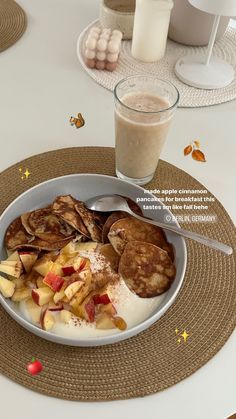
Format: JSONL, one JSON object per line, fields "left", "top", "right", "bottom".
{"left": 127, "top": 210, "right": 233, "bottom": 256}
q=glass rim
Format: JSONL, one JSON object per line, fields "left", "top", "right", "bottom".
{"left": 114, "top": 75, "right": 180, "bottom": 115}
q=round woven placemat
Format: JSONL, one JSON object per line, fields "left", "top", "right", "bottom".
{"left": 0, "top": 0, "right": 27, "bottom": 53}
{"left": 77, "top": 20, "right": 236, "bottom": 108}
{"left": 0, "top": 147, "right": 235, "bottom": 401}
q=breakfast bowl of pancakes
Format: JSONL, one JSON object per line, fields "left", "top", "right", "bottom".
{"left": 0, "top": 174, "right": 187, "bottom": 346}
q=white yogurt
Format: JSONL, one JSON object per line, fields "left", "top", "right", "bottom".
{"left": 18, "top": 279, "right": 165, "bottom": 338}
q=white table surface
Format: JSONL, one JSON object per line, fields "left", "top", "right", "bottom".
{"left": 0, "top": 1, "right": 235, "bottom": 418}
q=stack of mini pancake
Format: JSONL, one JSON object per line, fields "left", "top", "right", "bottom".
{"left": 4, "top": 195, "right": 176, "bottom": 298}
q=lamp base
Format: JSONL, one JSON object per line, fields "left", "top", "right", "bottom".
{"left": 175, "top": 54, "right": 235, "bottom": 89}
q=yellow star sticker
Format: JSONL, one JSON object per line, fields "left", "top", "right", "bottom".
{"left": 181, "top": 330, "right": 189, "bottom": 343}
{"left": 19, "top": 167, "right": 22, "bottom": 172}
{"left": 177, "top": 338, "right": 181, "bottom": 344}
{"left": 24, "top": 169, "right": 31, "bottom": 179}
{"left": 175, "top": 328, "right": 179, "bottom": 334}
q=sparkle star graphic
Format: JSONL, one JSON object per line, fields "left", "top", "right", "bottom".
{"left": 181, "top": 330, "right": 190, "bottom": 343}
{"left": 175, "top": 328, "right": 190, "bottom": 345}
{"left": 19, "top": 167, "right": 31, "bottom": 180}
{"left": 24, "top": 169, "right": 31, "bottom": 179}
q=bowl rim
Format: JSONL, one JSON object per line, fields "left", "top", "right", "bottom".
{"left": 0, "top": 173, "right": 187, "bottom": 346}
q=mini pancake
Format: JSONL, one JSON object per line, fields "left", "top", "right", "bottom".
{"left": 52, "top": 195, "right": 89, "bottom": 237}
{"left": 162, "top": 242, "right": 175, "bottom": 262}
{"left": 119, "top": 241, "right": 176, "bottom": 298}
{"left": 102, "top": 196, "right": 143, "bottom": 244}
{"left": 20, "top": 237, "right": 73, "bottom": 251}
{"left": 98, "top": 243, "right": 120, "bottom": 272}
{"left": 102, "top": 212, "right": 128, "bottom": 244}
{"left": 21, "top": 207, "right": 75, "bottom": 243}
{"left": 21, "top": 212, "right": 34, "bottom": 235}
{"left": 4, "top": 217, "right": 34, "bottom": 250}
{"left": 108, "top": 217, "right": 169, "bottom": 256}
{"left": 75, "top": 202, "right": 102, "bottom": 242}
{"left": 92, "top": 211, "right": 109, "bottom": 230}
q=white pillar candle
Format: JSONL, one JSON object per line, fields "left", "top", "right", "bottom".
{"left": 131, "top": 0, "right": 173, "bottom": 62}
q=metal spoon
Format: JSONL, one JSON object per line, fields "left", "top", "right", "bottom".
{"left": 85, "top": 194, "right": 233, "bottom": 256}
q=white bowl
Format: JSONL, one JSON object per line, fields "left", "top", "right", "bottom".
{"left": 0, "top": 174, "right": 187, "bottom": 346}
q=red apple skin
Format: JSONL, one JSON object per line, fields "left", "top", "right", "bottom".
{"left": 78, "top": 259, "right": 87, "bottom": 272}
{"left": 43, "top": 272, "right": 64, "bottom": 292}
{"left": 93, "top": 294, "right": 111, "bottom": 305}
{"left": 85, "top": 299, "right": 95, "bottom": 322}
{"left": 62, "top": 266, "right": 76, "bottom": 275}
{"left": 27, "top": 359, "right": 43, "bottom": 375}
{"left": 48, "top": 302, "right": 64, "bottom": 311}
{"left": 31, "top": 289, "right": 40, "bottom": 305}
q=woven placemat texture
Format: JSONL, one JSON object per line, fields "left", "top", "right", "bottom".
{"left": 77, "top": 20, "right": 236, "bottom": 108}
{"left": 0, "top": 147, "right": 235, "bottom": 401}
{"left": 0, "top": 0, "right": 27, "bottom": 52}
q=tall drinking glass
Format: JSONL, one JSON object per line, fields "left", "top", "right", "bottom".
{"left": 114, "top": 76, "right": 179, "bottom": 185}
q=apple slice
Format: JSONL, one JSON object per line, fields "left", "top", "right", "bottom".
{"left": 11, "top": 287, "right": 31, "bottom": 302}
{"left": 41, "top": 309, "right": 55, "bottom": 331}
{"left": 0, "top": 275, "right": 16, "bottom": 298}
{"left": 1, "top": 260, "right": 19, "bottom": 266}
{"left": 61, "top": 241, "right": 78, "bottom": 256}
{"left": 48, "top": 301, "right": 63, "bottom": 311}
{"left": 78, "top": 258, "right": 87, "bottom": 272}
{"left": 33, "top": 259, "right": 54, "bottom": 277}
{"left": 36, "top": 277, "right": 44, "bottom": 288}
{"left": 19, "top": 252, "right": 38, "bottom": 273}
{"left": 75, "top": 241, "right": 98, "bottom": 252}
{"left": 98, "top": 303, "right": 117, "bottom": 316}
{"left": 84, "top": 298, "right": 95, "bottom": 322}
{"left": 53, "top": 287, "right": 66, "bottom": 304}
{"left": 60, "top": 309, "right": 73, "bottom": 323}
{"left": 0, "top": 261, "right": 22, "bottom": 278}
{"left": 43, "top": 272, "right": 64, "bottom": 292}
{"left": 25, "top": 298, "right": 42, "bottom": 323}
{"left": 32, "top": 287, "right": 54, "bottom": 306}
{"left": 53, "top": 253, "right": 69, "bottom": 266}
{"left": 51, "top": 262, "right": 64, "bottom": 277}
{"left": 62, "top": 265, "right": 76, "bottom": 276}
{"left": 72, "top": 294, "right": 95, "bottom": 322}
{"left": 7, "top": 251, "right": 20, "bottom": 262}
{"left": 70, "top": 272, "right": 92, "bottom": 308}
{"left": 96, "top": 313, "right": 116, "bottom": 329}
{"left": 12, "top": 276, "right": 25, "bottom": 289}
{"left": 64, "top": 280, "right": 83, "bottom": 300}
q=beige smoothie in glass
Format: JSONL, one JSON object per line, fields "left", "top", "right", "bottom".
{"left": 114, "top": 76, "right": 179, "bottom": 185}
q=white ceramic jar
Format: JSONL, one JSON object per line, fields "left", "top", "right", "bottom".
{"left": 131, "top": 0, "right": 174, "bottom": 62}
{"left": 100, "top": 0, "right": 135, "bottom": 40}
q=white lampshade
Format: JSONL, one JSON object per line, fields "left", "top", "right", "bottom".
{"left": 175, "top": 0, "right": 235, "bottom": 89}
{"left": 189, "top": 0, "right": 236, "bottom": 17}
